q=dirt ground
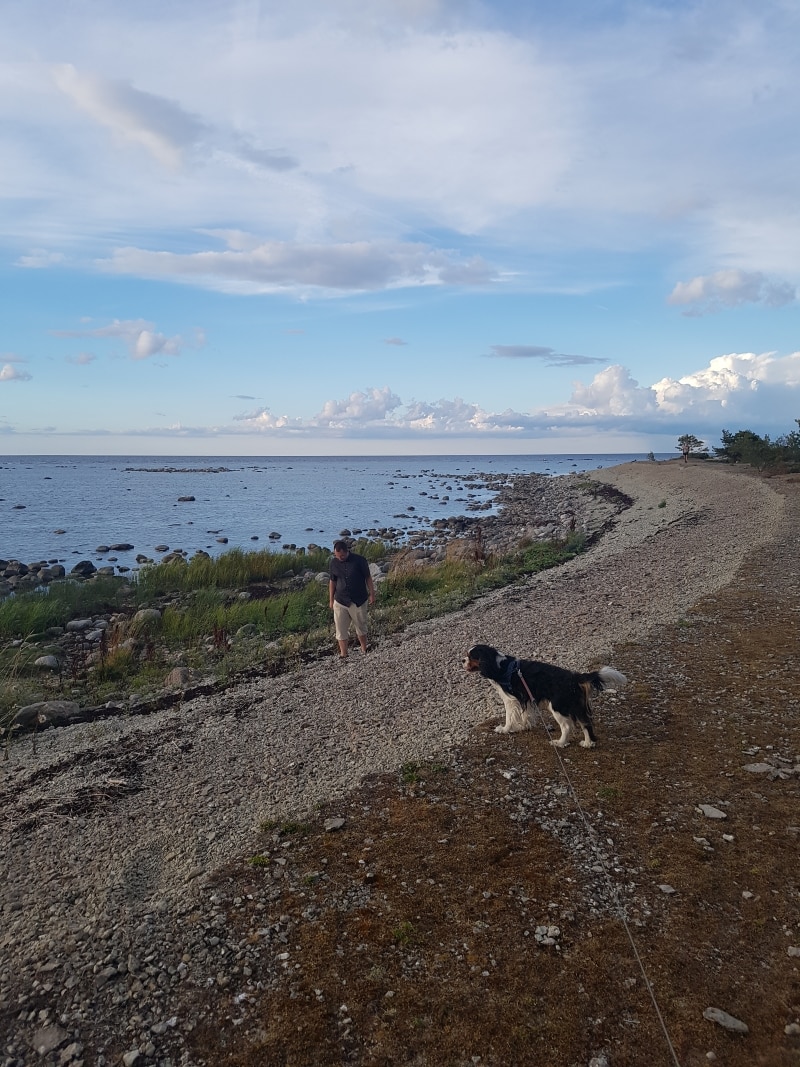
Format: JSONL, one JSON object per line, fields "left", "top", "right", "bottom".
{"left": 170, "top": 477, "right": 800, "bottom": 1067}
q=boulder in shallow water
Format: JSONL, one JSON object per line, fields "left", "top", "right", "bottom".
{"left": 70, "top": 560, "right": 97, "bottom": 577}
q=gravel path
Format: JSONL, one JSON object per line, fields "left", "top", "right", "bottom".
{"left": 0, "top": 459, "right": 786, "bottom": 1066}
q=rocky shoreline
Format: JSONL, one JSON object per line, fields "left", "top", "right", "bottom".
{"left": 0, "top": 469, "right": 630, "bottom": 595}
{"left": 2, "top": 470, "right": 633, "bottom": 739}
{"left": 0, "top": 459, "right": 789, "bottom": 1067}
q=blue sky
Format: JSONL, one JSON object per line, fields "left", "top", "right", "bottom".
{"left": 2, "top": 0, "right": 799, "bottom": 456}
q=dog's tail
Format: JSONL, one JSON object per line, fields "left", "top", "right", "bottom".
{"left": 595, "top": 666, "right": 627, "bottom": 691}
{"left": 579, "top": 666, "right": 627, "bottom": 694}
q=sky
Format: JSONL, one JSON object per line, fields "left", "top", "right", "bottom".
{"left": 1, "top": 0, "right": 799, "bottom": 457}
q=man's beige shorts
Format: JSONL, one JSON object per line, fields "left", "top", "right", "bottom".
{"left": 333, "top": 600, "right": 369, "bottom": 640}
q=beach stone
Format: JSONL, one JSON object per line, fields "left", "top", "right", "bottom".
{"left": 96, "top": 544, "right": 110, "bottom": 553}
{"left": 162, "top": 551, "right": 188, "bottom": 564}
{"left": 12, "top": 700, "right": 81, "bottom": 729}
{"left": 30, "top": 1023, "right": 69, "bottom": 1055}
{"left": 110, "top": 543, "right": 134, "bottom": 551}
{"left": 165, "top": 667, "right": 190, "bottom": 688}
{"left": 697, "top": 804, "right": 727, "bottom": 819}
{"left": 178, "top": 496, "right": 195, "bottom": 502}
{"left": 34, "top": 655, "right": 61, "bottom": 671}
{"left": 154, "top": 545, "right": 170, "bottom": 552}
{"left": 70, "top": 560, "right": 97, "bottom": 577}
{"left": 66, "top": 617, "right": 94, "bottom": 631}
{"left": 703, "top": 1007, "right": 749, "bottom": 1033}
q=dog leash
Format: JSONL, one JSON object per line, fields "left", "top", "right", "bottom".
{"left": 518, "top": 668, "right": 682, "bottom": 1067}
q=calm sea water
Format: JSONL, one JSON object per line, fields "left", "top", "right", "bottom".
{"left": 0, "top": 453, "right": 666, "bottom": 566}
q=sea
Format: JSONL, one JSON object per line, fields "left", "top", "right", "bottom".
{"left": 0, "top": 453, "right": 668, "bottom": 568}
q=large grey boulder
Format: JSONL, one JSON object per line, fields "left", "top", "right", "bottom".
{"left": 12, "top": 701, "right": 82, "bottom": 730}
{"left": 70, "top": 560, "right": 97, "bottom": 577}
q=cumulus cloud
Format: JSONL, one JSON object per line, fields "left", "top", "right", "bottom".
{"left": 227, "top": 349, "right": 800, "bottom": 441}
{"left": 0, "top": 362, "right": 32, "bottom": 382}
{"left": 488, "top": 345, "right": 606, "bottom": 367}
{"left": 100, "top": 240, "right": 497, "bottom": 295}
{"left": 668, "top": 269, "right": 797, "bottom": 315}
{"left": 53, "top": 319, "right": 203, "bottom": 360}
{"left": 67, "top": 352, "right": 96, "bottom": 366}
{"left": 384, "top": 337, "right": 408, "bottom": 346}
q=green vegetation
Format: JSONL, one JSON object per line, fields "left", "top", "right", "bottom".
{"left": 712, "top": 420, "right": 800, "bottom": 471}
{"left": 0, "top": 531, "right": 583, "bottom": 716}
{"left": 391, "top": 920, "right": 416, "bottom": 945}
{"left": 0, "top": 576, "right": 131, "bottom": 641}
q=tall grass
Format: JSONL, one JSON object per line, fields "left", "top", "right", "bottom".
{"left": 134, "top": 542, "right": 384, "bottom": 598}
{"left": 0, "top": 535, "right": 585, "bottom": 707}
{"left": 159, "top": 583, "right": 329, "bottom": 643}
{"left": 0, "top": 577, "right": 131, "bottom": 640}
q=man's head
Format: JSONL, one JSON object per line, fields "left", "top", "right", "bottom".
{"left": 333, "top": 540, "right": 350, "bottom": 560}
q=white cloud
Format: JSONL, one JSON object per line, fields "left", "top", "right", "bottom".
{"left": 0, "top": 363, "right": 32, "bottom": 382}
{"left": 100, "top": 240, "right": 496, "bottom": 295}
{"left": 668, "top": 269, "right": 797, "bottom": 315}
{"left": 2, "top": 2, "right": 799, "bottom": 290}
{"left": 229, "top": 349, "right": 800, "bottom": 440}
{"left": 567, "top": 365, "right": 656, "bottom": 417}
{"left": 52, "top": 319, "right": 202, "bottom": 360}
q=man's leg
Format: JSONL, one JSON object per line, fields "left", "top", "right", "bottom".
{"left": 352, "top": 602, "right": 369, "bottom": 652}
{"left": 333, "top": 602, "right": 351, "bottom": 657}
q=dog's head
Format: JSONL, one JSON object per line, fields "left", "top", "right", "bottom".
{"left": 463, "top": 643, "right": 500, "bottom": 676}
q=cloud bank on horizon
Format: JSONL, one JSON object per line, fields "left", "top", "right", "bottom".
{"left": 1, "top": 0, "right": 799, "bottom": 454}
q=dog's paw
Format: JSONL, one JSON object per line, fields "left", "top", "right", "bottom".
{"left": 495, "top": 725, "right": 510, "bottom": 734}
{"left": 579, "top": 740, "right": 596, "bottom": 749}
{"left": 551, "top": 739, "right": 569, "bottom": 748}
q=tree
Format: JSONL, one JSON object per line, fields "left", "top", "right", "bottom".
{"left": 713, "top": 429, "right": 774, "bottom": 469}
{"left": 676, "top": 434, "right": 706, "bottom": 462}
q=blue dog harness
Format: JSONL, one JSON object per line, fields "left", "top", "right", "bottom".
{"left": 500, "top": 657, "right": 520, "bottom": 694}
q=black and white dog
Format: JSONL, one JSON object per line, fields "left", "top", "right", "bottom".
{"left": 464, "top": 643, "right": 627, "bottom": 748}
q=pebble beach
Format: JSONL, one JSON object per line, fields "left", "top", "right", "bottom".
{"left": 0, "top": 458, "right": 789, "bottom": 1066}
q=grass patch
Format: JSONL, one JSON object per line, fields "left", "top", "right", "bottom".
{"left": 1, "top": 534, "right": 585, "bottom": 709}
{"left": 0, "top": 576, "right": 131, "bottom": 641}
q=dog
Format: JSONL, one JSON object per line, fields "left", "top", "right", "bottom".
{"left": 463, "top": 643, "right": 627, "bottom": 748}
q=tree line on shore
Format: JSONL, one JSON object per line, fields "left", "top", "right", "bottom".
{"left": 677, "top": 418, "right": 800, "bottom": 471}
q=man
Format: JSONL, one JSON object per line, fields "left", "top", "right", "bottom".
{"left": 328, "top": 540, "right": 376, "bottom": 658}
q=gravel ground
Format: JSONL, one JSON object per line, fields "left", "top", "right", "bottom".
{"left": 0, "top": 458, "right": 786, "bottom": 1066}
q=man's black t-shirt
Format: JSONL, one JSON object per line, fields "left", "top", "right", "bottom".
{"left": 329, "top": 551, "right": 371, "bottom": 607}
